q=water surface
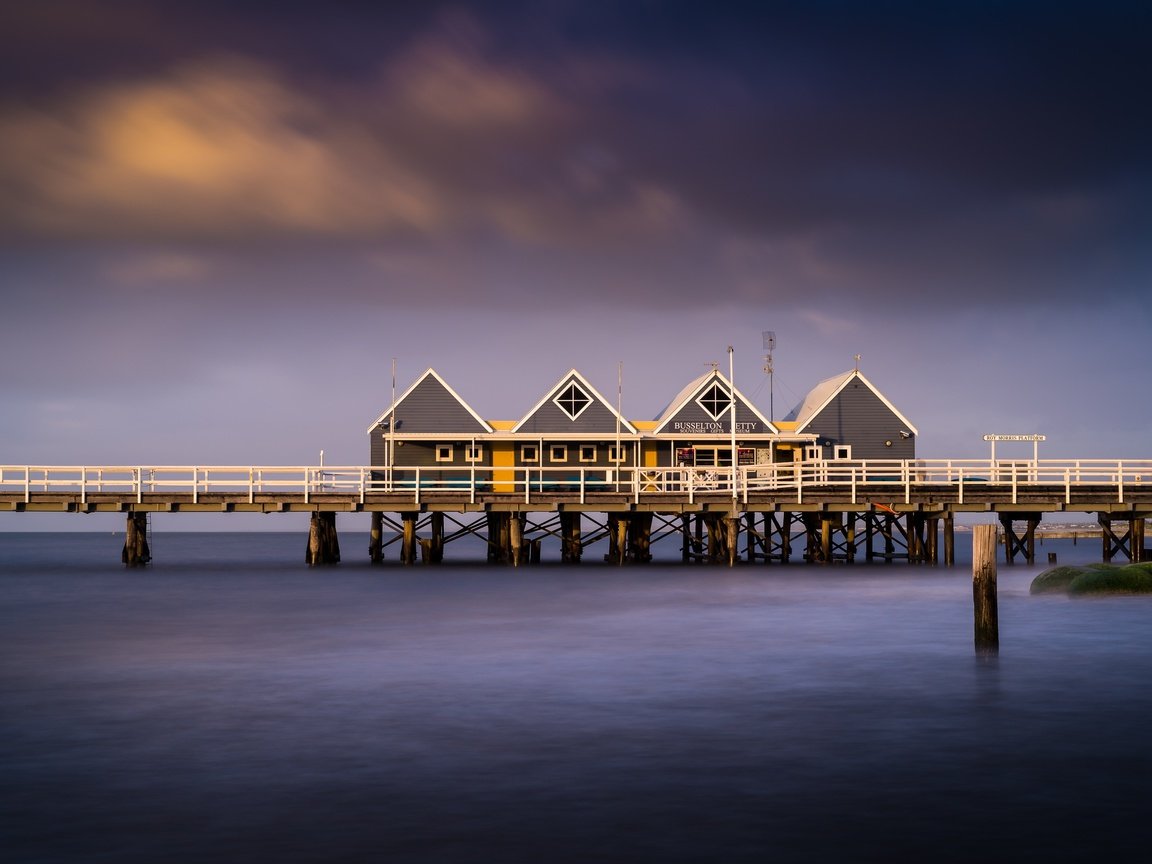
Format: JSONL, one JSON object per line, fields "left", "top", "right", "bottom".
{"left": 2, "top": 533, "right": 1149, "bottom": 862}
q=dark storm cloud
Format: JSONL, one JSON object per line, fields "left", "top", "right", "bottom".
{"left": 1, "top": 1, "right": 1150, "bottom": 309}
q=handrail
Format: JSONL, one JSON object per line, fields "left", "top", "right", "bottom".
{"left": 2, "top": 460, "right": 1151, "bottom": 504}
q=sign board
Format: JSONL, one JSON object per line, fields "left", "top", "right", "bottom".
{"left": 737, "top": 448, "right": 756, "bottom": 466}
{"left": 983, "top": 434, "right": 1045, "bottom": 441}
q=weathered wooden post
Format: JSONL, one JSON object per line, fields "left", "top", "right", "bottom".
{"left": 122, "top": 512, "right": 151, "bottom": 567}
{"left": 430, "top": 511, "right": 445, "bottom": 563}
{"left": 369, "top": 511, "right": 384, "bottom": 564}
{"left": 305, "top": 511, "right": 340, "bottom": 565}
{"left": 509, "top": 513, "right": 523, "bottom": 567}
{"left": 943, "top": 512, "right": 955, "bottom": 566}
{"left": 560, "top": 511, "right": 582, "bottom": 563}
{"left": 972, "top": 524, "right": 999, "bottom": 657}
{"left": 400, "top": 512, "right": 418, "bottom": 565}
{"left": 628, "top": 512, "right": 653, "bottom": 563}
{"left": 725, "top": 514, "right": 740, "bottom": 567}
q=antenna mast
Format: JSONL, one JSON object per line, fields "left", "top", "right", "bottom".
{"left": 762, "top": 331, "right": 776, "bottom": 420}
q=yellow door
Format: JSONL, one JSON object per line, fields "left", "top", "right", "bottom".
{"left": 492, "top": 442, "right": 516, "bottom": 492}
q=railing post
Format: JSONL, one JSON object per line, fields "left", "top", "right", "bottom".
{"left": 1011, "top": 464, "right": 1017, "bottom": 504}
{"left": 81, "top": 466, "right": 87, "bottom": 505}
{"left": 24, "top": 466, "right": 31, "bottom": 503}
{"left": 580, "top": 469, "right": 586, "bottom": 505}
{"left": 359, "top": 466, "right": 366, "bottom": 505}
{"left": 469, "top": 467, "right": 475, "bottom": 505}
{"left": 249, "top": 467, "right": 255, "bottom": 504}
{"left": 414, "top": 467, "right": 421, "bottom": 505}
{"left": 193, "top": 467, "right": 199, "bottom": 504}
{"left": 303, "top": 467, "right": 309, "bottom": 504}
{"left": 136, "top": 467, "right": 143, "bottom": 504}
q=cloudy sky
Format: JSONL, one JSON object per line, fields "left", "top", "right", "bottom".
{"left": 3, "top": 0, "right": 1150, "bottom": 480}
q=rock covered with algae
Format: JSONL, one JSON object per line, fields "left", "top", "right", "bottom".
{"left": 1031, "top": 561, "right": 1152, "bottom": 595}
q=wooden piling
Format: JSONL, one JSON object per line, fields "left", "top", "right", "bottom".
{"left": 560, "top": 511, "right": 582, "bottom": 563}
{"left": 943, "top": 513, "right": 955, "bottom": 566}
{"left": 725, "top": 515, "right": 740, "bottom": 567}
{"left": 369, "top": 511, "right": 384, "bottom": 564}
{"left": 400, "top": 512, "right": 418, "bottom": 565}
{"left": 305, "top": 511, "right": 340, "bottom": 565}
{"left": 972, "top": 524, "right": 999, "bottom": 657}
{"left": 430, "top": 511, "right": 445, "bottom": 563}
{"left": 122, "top": 512, "right": 151, "bottom": 567}
{"left": 509, "top": 514, "right": 523, "bottom": 567}
{"left": 628, "top": 512, "right": 653, "bottom": 563}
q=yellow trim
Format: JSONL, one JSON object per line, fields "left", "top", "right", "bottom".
{"left": 492, "top": 441, "right": 516, "bottom": 492}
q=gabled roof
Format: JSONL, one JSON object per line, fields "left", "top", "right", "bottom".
{"left": 652, "top": 369, "right": 776, "bottom": 434}
{"left": 785, "top": 369, "right": 918, "bottom": 435}
{"left": 366, "top": 368, "right": 493, "bottom": 435}
{"left": 511, "top": 369, "right": 638, "bottom": 434}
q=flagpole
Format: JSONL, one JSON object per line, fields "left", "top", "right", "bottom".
{"left": 729, "top": 346, "right": 737, "bottom": 502}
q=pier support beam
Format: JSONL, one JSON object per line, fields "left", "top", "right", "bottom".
{"left": 400, "top": 512, "right": 418, "bottom": 565}
{"left": 943, "top": 513, "right": 955, "bottom": 566}
{"left": 627, "top": 512, "right": 654, "bottom": 563}
{"left": 607, "top": 514, "right": 628, "bottom": 565}
{"left": 1000, "top": 513, "right": 1041, "bottom": 564}
{"left": 122, "top": 512, "right": 151, "bottom": 567}
{"left": 509, "top": 513, "right": 524, "bottom": 567}
{"left": 486, "top": 512, "right": 511, "bottom": 564}
{"left": 560, "top": 511, "right": 583, "bottom": 563}
{"left": 369, "top": 511, "right": 384, "bottom": 564}
{"left": 305, "top": 511, "right": 340, "bottom": 565}
{"left": 1098, "top": 514, "right": 1147, "bottom": 563}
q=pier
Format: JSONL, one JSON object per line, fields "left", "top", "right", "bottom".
{"left": 4, "top": 460, "right": 1150, "bottom": 566}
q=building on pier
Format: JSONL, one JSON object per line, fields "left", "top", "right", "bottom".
{"left": 780, "top": 368, "right": 918, "bottom": 461}
{"left": 366, "top": 368, "right": 494, "bottom": 486}
{"left": 366, "top": 365, "right": 878, "bottom": 474}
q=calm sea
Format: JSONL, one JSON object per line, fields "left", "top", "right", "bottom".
{"left": 2, "top": 532, "right": 1150, "bottom": 863}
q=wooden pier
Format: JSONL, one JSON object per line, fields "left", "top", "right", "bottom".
{"left": 3, "top": 461, "right": 1150, "bottom": 567}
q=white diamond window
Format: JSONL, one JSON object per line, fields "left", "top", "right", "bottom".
{"left": 696, "top": 383, "right": 733, "bottom": 420}
{"left": 553, "top": 381, "right": 592, "bottom": 420}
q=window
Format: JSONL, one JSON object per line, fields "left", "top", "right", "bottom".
{"left": 553, "top": 381, "right": 592, "bottom": 420}
{"left": 804, "top": 445, "right": 823, "bottom": 461}
{"left": 466, "top": 444, "right": 483, "bottom": 462}
{"left": 608, "top": 444, "right": 626, "bottom": 463}
{"left": 520, "top": 444, "right": 539, "bottom": 463}
{"left": 579, "top": 444, "right": 597, "bottom": 463}
{"left": 549, "top": 444, "right": 568, "bottom": 463}
{"left": 696, "top": 383, "right": 733, "bottom": 420}
{"left": 834, "top": 445, "right": 852, "bottom": 460}
{"left": 435, "top": 445, "right": 454, "bottom": 463}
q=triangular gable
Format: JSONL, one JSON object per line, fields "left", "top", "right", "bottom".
{"left": 366, "top": 368, "right": 493, "bottom": 435}
{"left": 652, "top": 370, "right": 776, "bottom": 435}
{"left": 512, "top": 369, "right": 638, "bottom": 434}
{"left": 788, "top": 369, "right": 918, "bottom": 436}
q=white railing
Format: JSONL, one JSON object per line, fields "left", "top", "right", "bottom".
{"left": 2, "top": 460, "right": 1150, "bottom": 507}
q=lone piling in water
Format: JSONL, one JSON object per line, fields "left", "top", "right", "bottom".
{"left": 972, "top": 524, "right": 999, "bottom": 656}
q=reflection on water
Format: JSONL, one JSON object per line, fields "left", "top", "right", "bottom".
{"left": 2, "top": 533, "right": 1151, "bottom": 862}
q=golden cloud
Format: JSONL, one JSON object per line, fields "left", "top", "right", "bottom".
{"left": 0, "top": 58, "right": 442, "bottom": 239}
